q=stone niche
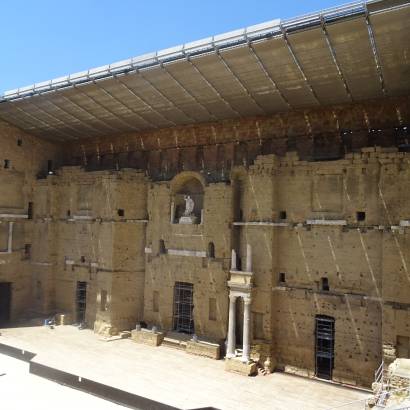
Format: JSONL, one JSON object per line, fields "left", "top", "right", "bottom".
{"left": 170, "top": 172, "right": 205, "bottom": 225}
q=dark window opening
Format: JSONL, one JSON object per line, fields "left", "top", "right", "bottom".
{"left": 315, "top": 315, "right": 335, "bottom": 380}
{"left": 0, "top": 282, "right": 12, "bottom": 325}
{"left": 159, "top": 240, "right": 166, "bottom": 255}
{"left": 173, "top": 282, "right": 194, "bottom": 334}
{"left": 17, "top": 139, "right": 23, "bottom": 147}
{"left": 27, "top": 202, "right": 33, "bottom": 220}
{"left": 24, "top": 244, "right": 31, "bottom": 259}
{"left": 208, "top": 242, "right": 215, "bottom": 259}
{"left": 117, "top": 209, "right": 125, "bottom": 217}
{"left": 356, "top": 211, "right": 366, "bottom": 222}
{"left": 80, "top": 256, "right": 86, "bottom": 263}
{"left": 279, "top": 272, "right": 286, "bottom": 283}
{"left": 47, "top": 160, "right": 54, "bottom": 175}
{"left": 321, "top": 277, "right": 330, "bottom": 291}
{"left": 253, "top": 312, "right": 264, "bottom": 340}
{"left": 209, "top": 298, "right": 217, "bottom": 321}
{"left": 153, "top": 291, "right": 159, "bottom": 313}
{"left": 67, "top": 210, "right": 71, "bottom": 218}
{"left": 4, "top": 160, "right": 10, "bottom": 169}
{"left": 279, "top": 211, "right": 287, "bottom": 220}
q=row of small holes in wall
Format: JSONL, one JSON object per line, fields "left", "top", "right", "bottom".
{"left": 279, "top": 273, "right": 330, "bottom": 291}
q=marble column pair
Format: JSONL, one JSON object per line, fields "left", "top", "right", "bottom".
{"left": 226, "top": 294, "right": 252, "bottom": 363}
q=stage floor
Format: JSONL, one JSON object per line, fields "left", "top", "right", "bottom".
{"left": 0, "top": 324, "right": 371, "bottom": 410}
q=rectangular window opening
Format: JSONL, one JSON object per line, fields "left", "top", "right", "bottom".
{"left": 209, "top": 298, "right": 216, "bottom": 321}
{"left": 356, "top": 211, "right": 366, "bottom": 222}
{"left": 253, "top": 312, "right": 264, "bottom": 340}
{"left": 321, "top": 277, "right": 330, "bottom": 292}
{"left": 153, "top": 290, "right": 159, "bottom": 313}
{"left": 117, "top": 209, "right": 125, "bottom": 217}
{"left": 24, "top": 244, "right": 31, "bottom": 259}
{"left": 4, "top": 160, "right": 10, "bottom": 169}
{"left": 279, "top": 272, "right": 286, "bottom": 284}
{"left": 279, "top": 211, "right": 287, "bottom": 220}
{"left": 27, "top": 202, "right": 33, "bottom": 220}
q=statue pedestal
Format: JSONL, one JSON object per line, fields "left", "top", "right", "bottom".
{"left": 179, "top": 215, "right": 197, "bottom": 224}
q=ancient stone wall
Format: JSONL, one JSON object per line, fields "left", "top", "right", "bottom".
{"left": 1, "top": 98, "right": 410, "bottom": 389}
{"left": 0, "top": 119, "right": 61, "bottom": 319}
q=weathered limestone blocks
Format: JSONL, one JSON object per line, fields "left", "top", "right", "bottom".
{"left": 225, "top": 357, "right": 257, "bottom": 376}
{"left": 186, "top": 340, "right": 221, "bottom": 360}
{"left": 94, "top": 320, "right": 119, "bottom": 337}
{"left": 131, "top": 328, "right": 165, "bottom": 347}
{"left": 251, "top": 342, "right": 275, "bottom": 373}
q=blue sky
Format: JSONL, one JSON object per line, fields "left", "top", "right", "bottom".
{"left": 0, "top": 0, "right": 345, "bottom": 93}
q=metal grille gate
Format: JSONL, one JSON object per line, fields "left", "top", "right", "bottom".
{"left": 315, "top": 315, "right": 335, "bottom": 380}
{"left": 76, "top": 281, "right": 87, "bottom": 324}
{"left": 173, "top": 282, "right": 194, "bottom": 334}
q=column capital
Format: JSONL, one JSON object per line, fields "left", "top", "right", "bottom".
{"left": 243, "top": 296, "right": 252, "bottom": 305}
{"left": 229, "top": 294, "right": 238, "bottom": 303}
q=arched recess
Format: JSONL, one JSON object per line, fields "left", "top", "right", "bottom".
{"left": 170, "top": 172, "right": 206, "bottom": 224}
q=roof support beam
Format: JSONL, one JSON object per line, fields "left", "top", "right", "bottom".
{"left": 72, "top": 85, "right": 142, "bottom": 132}
{"left": 215, "top": 51, "right": 266, "bottom": 115}
{"left": 280, "top": 25, "right": 321, "bottom": 105}
{"left": 93, "top": 81, "right": 158, "bottom": 129}
{"left": 59, "top": 94, "right": 123, "bottom": 134}
{"left": 320, "top": 16, "right": 353, "bottom": 102}
{"left": 114, "top": 75, "right": 177, "bottom": 127}
{"left": 247, "top": 43, "right": 292, "bottom": 109}
{"left": 21, "top": 99, "right": 84, "bottom": 140}
{"left": 42, "top": 98, "right": 107, "bottom": 137}
{"left": 161, "top": 64, "right": 218, "bottom": 121}
{"left": 13, "top": 105, "right": 72, "bottom": 141}
{"left": 138, "top": 70, "right": 196, "bottom": 123}
{"left": 364, "top": 5, "right": 387, "bottom": 96}
{"left": 186, "top": 58, "right": 241, "bottom": 118}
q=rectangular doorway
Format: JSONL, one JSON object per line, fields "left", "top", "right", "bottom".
{"left": 173, "top": 282, "right": 194, "bottom": 334}
{"left": 0, "top": 282, "right": 11, "bottom": 325}
{"left": 76, "top": 281, "right": 87, "bottom": 323}
{"left": 315, "top": 315, "right": 335, "bottom": 380}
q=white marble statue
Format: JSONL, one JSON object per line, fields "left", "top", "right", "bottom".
{"left": 183, "top": 195, "right": 195, "bottom": 216}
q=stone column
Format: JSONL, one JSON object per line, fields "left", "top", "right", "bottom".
{"left": 226, "top": 294, "right": 237, "bottom": 358}
{"left": 170, "top": 201, "right": 175, "bottom": 224}
{"left": 246, "top": 244, "right": 252, "bottom": 272}
{"left": 231, "top": 249, "right": 237, "bottom": 271}
{"left": 242, "top": 296, "right": 252, "bottom": 362}
{"left": 7, "top": 221, "right": 14, "bottom": 253}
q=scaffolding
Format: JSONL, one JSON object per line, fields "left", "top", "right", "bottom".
{"left": 173, "top": 282, "right": 194, "bottom": 334}
{"left": 76, "top": 281, "right": 87, "bottom": 324}
{"left": 315, "top": 315, "right": 335, "bottom": 380}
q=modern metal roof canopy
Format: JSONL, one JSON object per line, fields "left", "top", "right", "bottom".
{"left": 0, "top": 0, "right": 409, "bottom": 141}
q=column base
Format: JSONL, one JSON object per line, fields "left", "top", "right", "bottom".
{"left": 225, "top": 357, "right": 257, "bottom": 376}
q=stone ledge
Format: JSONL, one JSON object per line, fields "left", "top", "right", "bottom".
{"left": 225, "top": 358, "right": 257, "bottom": 376}
{"left": 131, "top": 329, "right": 164, "bottom": 347}
{"left": 186, "top": 340, "right": 221, "bottom": 360}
